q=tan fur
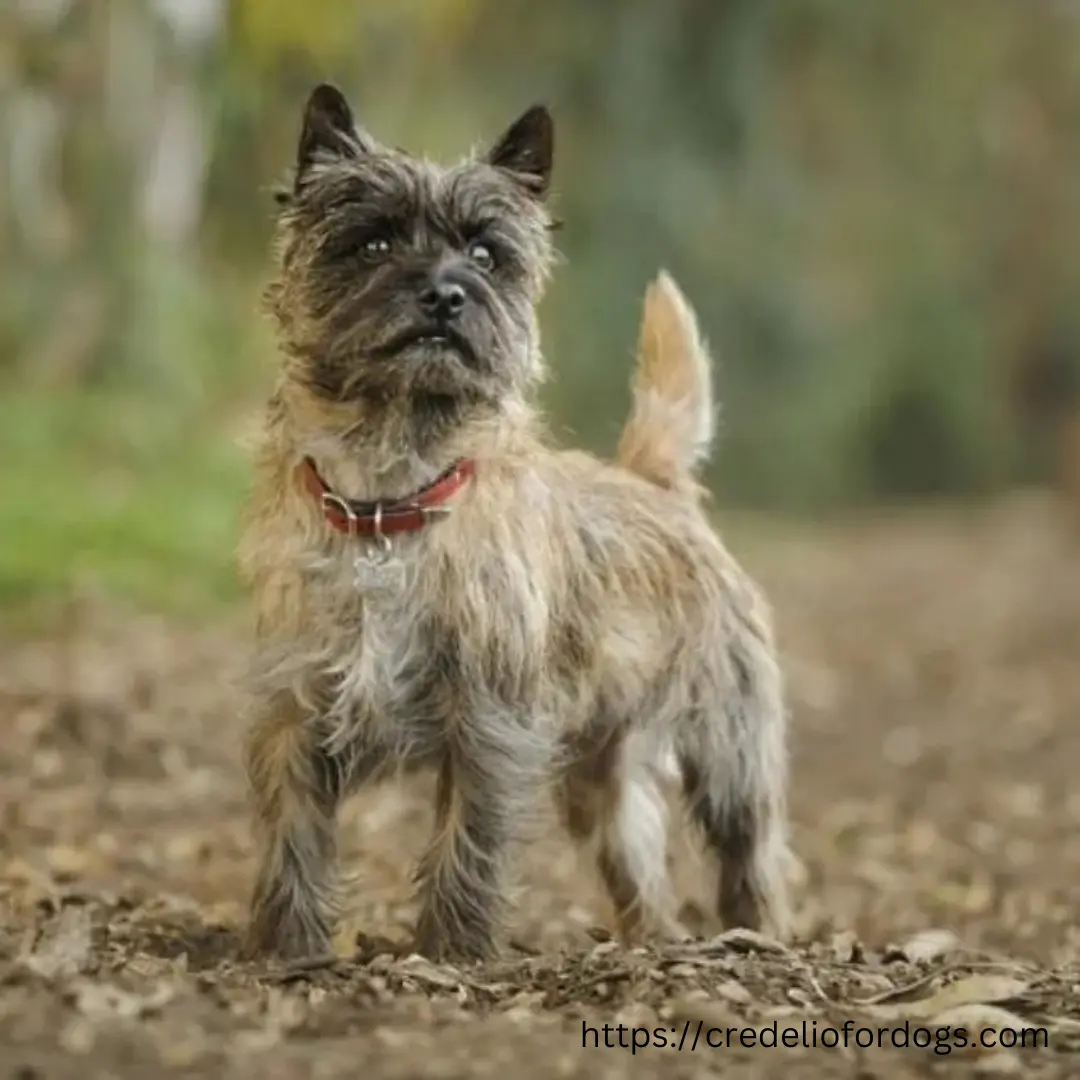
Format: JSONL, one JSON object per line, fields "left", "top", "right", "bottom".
{"left": 617, "top": 271, "right": 715, "bottom": 499}
{"left": 239, "top": 88, "right": 792, "bottom": 963}
{"left": 239, "top": 278, "right": 792, "bottom": 962}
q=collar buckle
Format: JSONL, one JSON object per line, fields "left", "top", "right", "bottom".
{"left": 320, "top": 491, "right": 358, "bottom": 537}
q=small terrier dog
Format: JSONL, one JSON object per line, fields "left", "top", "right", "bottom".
{"left": 238, "top": 83, "right": 792, "bottom": 962}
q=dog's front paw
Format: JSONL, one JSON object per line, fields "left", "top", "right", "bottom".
{"left": 242, "top": 901, "right": 334, "bottom": 963}
{"left": 412, "top": 917, "right": 496, "bottom": 966}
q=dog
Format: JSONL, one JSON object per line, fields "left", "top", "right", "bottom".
{"left": 237, "top": 83, "right": 792, "bottom": 963}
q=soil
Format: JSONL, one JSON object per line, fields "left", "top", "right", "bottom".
{"left": 2, "top": 492, "right": 1080, "bottom": 1078}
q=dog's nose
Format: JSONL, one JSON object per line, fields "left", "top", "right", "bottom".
{"left": 418, "top": 279, "right": 467, "bottom": 321}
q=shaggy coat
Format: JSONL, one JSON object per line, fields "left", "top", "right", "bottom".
{"left": 238, "top": 84, "right": 792, "bottom": 962}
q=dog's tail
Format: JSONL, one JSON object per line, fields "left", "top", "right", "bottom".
{"left": 615, "top": 270, "right": 715, "bottom": 499}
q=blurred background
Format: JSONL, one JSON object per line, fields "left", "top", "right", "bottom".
{"left": 4, "top": 0, "right": 1080, "bottom": 614}
{"left": 4, "top": 9, "right": 1080, "bottom": 1068}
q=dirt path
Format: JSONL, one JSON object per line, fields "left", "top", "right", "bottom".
{"left": 2, "top": 494, "right": 1079, "bottom": 1077}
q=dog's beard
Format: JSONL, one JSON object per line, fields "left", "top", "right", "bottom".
{"left": 304, "top": 292, "right": 531, "bottom": 409}
{"left": 306, "top": 339, "right": 505, "bottom": 407}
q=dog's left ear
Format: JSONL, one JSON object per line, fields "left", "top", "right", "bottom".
{"left": 487, "top": 105, "right": 553, "bottom": 198}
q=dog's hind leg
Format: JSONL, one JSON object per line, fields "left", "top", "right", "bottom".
{"left": 556, "top": 727, "right": 686, "bottom": 944}
{"left": 677, "top": 634, "right": 792, "bottom": 940}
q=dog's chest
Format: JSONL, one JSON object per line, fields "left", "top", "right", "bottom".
{"left": 312, "top": 564, "right": 459, "bottom": 756}
{"left": 295, "top": 529, "right": 549, "bottom": 755}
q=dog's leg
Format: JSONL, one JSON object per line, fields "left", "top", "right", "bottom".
{"left": 684, "top": 775, "right": 790, "bottom": 939}
{"left": 242, "top": 694, "right": 351, "bottom": 960}
{"left": 679, "top": 643, "right": 792, "bottom": 939}
{"left": 413, "top": 720, "right": 534, "bottom": 962}
{"left": 556, "top": 730, "right": 685, "bottom": 944}
{"left": 603, "top": 738, "right": 687, "bottom": 943}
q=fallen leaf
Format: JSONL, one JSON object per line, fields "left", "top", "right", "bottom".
{"left": 932, "top": 1003, "right": 1044, "bottom": 1046}
{"left": 395, "top": 954, "right": 463, "bottom": 989}
{"left": 23, "top": 906, "right": 92, "bottom": 980}
{"left": 714, "top": 979, "right": 753, "bottom": 1005}
{"left": 701, "top": 928, "right": 792, "bottom": 956}
{"left": 854, "top": 972, "right": 936, "bottom": 1006}
{"left": 862, "top": 975, "right": 1029, "bottom": 1021}
{"left": 761, "top": 1005, "right": 802, "bottom": 1021}
{"left": 667, "top": 963, "right": 702, "bottom": 979}
{"left": 885, "top": 928, "right": 961, "bottom": 963}
{"left": 72, "top": 980, "right": 175, "bottom": 1019}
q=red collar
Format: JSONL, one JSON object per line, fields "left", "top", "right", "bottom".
{"left": 299, "top": 456, "right": 475, "bottom": 538}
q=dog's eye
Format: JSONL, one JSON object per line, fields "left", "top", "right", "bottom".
{"left": 363, "top": 235, "right": 392, "bottom": 258}
{"left": 467, "top": 240, "right": 495, "bottom": 271}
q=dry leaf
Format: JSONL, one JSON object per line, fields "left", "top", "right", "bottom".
{"left": 863, "top": 975, "right": 1028, "bottom": 1021}
{"left": 932, "top": 1004, "right": 1042, "bottom": 1045}
{"left": 667, "top": 963, "right": 702, "bottom": 979}
{"left": 702, "top": 928, "right": 792, "bottom": 956}
{"left": 396, "top": 954, "right": 463, "bottom": 989}
{"left": 23, "top": 906, "right": 92, "bottom": 980}
{"left": 714, "top": 979, "right": 753, "bottom": 1005}
{"left": 886, "top": 928, "right": 961, "bottom": 963}
{"left": 72, "top": 980, "right": 175, "bottom": 1019}
{"left": 854, "top": 972, "right": 936, "bottom": 1006}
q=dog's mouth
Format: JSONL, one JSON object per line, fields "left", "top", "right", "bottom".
{"left": 376, "top": 326, "right": 477, "bottom": 365}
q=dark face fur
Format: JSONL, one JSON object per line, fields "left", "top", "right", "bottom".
{"left": 266, "top": 85, "right": 556, "bottom": 424}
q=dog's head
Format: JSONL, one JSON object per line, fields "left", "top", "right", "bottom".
{"left": 267, "top": 84, "right": 556, "bottom": 424}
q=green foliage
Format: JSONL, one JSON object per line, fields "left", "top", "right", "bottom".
{"left": 0, "top": 387, "right": 247, "bottom": 617}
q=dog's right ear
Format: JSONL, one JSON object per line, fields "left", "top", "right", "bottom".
{"left": 293, "top": 83, "right": 374, "bottom": 191}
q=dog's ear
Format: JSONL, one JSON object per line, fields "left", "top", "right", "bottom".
{"left": 294, "top": 83, "right": 375, "bottom": 188}
{"left": 486, "top": 105, "right": 553, "bottom": 199}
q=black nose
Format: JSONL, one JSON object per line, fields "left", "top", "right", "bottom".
{"left": 418, "top": 279, "right": 467, "bottom": 320}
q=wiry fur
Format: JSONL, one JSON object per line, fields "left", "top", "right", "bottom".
{"left": 617, "top": 271, "right": 716, "bottom": 498}
{"left": 239, "top": 84, "right": 792, "bottom": 963}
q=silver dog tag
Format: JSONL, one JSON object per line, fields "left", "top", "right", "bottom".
{"left": 353, "top": 542, "right": 407, "bottom": 595}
